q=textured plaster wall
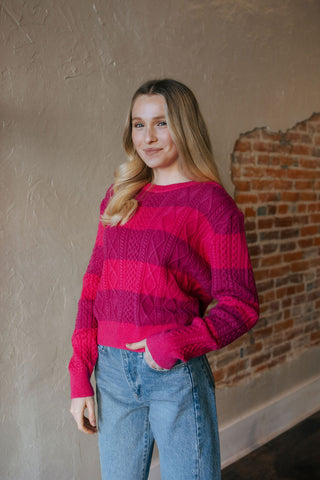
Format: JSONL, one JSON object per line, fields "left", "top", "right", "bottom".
{"left": 1, "top": 1, "right": 320, "bottom": 479}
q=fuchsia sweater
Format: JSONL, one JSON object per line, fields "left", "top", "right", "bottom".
{"left": 69, "top": 181, "right": 259, "bottom": 398}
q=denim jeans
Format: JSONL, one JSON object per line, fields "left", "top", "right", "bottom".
{"left": 95, "top": 345, "right": 221, "bottom": 480}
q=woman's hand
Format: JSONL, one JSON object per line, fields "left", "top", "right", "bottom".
{"left": 70, "top": 396, "right": 97, "bottom": 434}
{"left": 126, "top": 339, "right": 165, "bottom": 370}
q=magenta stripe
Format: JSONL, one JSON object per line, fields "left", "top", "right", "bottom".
{"left": 136, "top": 181, "right": 237, "bottom": 221}
{"left": 80, "top": 273, "right": 100, "bottom": 300}
{"left": 103, "top": 227, "right": 247, "bottom": 269}
{"left": 93, "top": 290, "right": 201, "bottom": 326}
{"left": 75, "top": 299, "right": 97, "bottom": 329}
{"left": 96, "top": 221, "right": 104, "bottom": 245}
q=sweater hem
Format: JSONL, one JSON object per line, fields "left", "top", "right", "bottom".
{"left": 97, "top": 320, "right": 178, "bottom": 351}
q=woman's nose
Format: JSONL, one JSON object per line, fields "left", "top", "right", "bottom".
{"left": 144, "top": 126, "right": 156, "bottom": 143}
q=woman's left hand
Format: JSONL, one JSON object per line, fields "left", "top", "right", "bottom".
{"left": 126, "top": 339, "right": 165, "bottom": 370}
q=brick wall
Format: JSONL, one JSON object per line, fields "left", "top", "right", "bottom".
{"left": 209, "top": 113, "right": 320, "bottom": 387}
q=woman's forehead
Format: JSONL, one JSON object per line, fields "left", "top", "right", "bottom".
{"left": 132, "top": 94, "right": 166, "bottom": 119}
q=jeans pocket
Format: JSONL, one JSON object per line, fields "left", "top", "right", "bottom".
{"left": 142, "top": 353, "right": 170, "bottom": 372}
{"left": 142, "top": 354, "right": 186, "bottom": 372}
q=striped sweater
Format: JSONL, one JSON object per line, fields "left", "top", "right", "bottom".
{"left": 69, "top": 181, "right": 259, "bottom": 398}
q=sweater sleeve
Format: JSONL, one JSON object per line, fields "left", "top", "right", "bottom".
{"left": 68, "top": 187, "right": 112, "bottom": 398}
{"left": 146, "top": 205, "right": 259, "bottom": 370}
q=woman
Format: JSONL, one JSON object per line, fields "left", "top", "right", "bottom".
{"left": 69, "top": 78, "right": 259, "bottom": 480}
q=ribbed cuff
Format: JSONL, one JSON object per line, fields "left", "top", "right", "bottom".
{"left": 69, "top": 370, "right": 95, "bottom": 399}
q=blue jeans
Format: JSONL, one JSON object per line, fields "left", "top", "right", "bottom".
{"left": 95, "top": 345, "right": 221, "bottom": 480}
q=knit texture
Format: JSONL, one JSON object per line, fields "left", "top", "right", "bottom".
{"left": 69, "top": 181, "right": 259, "bottom": 398}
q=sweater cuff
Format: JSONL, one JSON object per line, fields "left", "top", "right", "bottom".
{"left": 146, "top": 332, "right": 181, "bottom": 370}
{"left": 69, "top": 369, "right": 95, "bottom": 399}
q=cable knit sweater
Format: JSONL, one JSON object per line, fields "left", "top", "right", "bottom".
{"left": 69, "top": 181, "right": 259, "bottom": 398}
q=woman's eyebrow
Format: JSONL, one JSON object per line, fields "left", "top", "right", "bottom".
{"left": 132, "top": 115, "right": 166, "bottom": 121}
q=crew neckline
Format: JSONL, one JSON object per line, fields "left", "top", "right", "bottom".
{"left": 142, "top": 181, "right": 198, "bottom": 192}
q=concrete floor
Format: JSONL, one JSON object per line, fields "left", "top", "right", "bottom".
{"left": 222, "top": 410, "right": 320, "bottom": 479}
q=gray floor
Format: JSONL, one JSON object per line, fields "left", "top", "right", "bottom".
{"left": 222, "top": 410, "right": 320, "bottom": 480}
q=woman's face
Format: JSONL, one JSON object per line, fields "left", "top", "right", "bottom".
{"left": 131, "top": 95, "right": 181, "bottom": 180}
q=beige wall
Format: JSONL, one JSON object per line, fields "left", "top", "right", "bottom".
{"left": 1, "top": 1, "right": 320, "bottom": 478}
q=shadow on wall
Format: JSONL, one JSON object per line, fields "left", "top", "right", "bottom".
{"left": 207, "top": 113, "right": 320, "bottom": 388}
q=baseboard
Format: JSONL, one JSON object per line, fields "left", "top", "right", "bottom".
{"left": 219, "top": 374, "right": 320, "bottom": 468}
{"left": 148, "top": 375, "right": 320, "bottom": 478}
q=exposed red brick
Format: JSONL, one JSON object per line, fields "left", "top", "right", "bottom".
{"left": 310, "top": 331, "right": 320, "bottom": 343}
{"left": 304, "top": 321, "right": 319, "bottom": 333}
{"left": 256, "top": 279, "right": 274, "bottom": 292}
{"left": 283, "top": 251, "right": 303, "bottom": 262}
{"left": 248, "top": 245, "right": 261, "bottom": 257}
{"left": 258, "top": 192, "right": 281, "bottom": 202}
{"left": 310, "top": 113, "right": 320, "bottom": 121}
{"left": 273, "top": 342, "right": 291, "bottom": 357}
{"left": 253, "top": 141, "right": 274, "bottom": 152}
{"left": 265, "top": 167, "right": 287, "bottom": 178}
{"left": 261, "top": 255, "right": 282, "bottom": 267}
{"left": 257, "top": 154, "right": 272, "bottom": 165}
{"left": 310, "top": 214, "right": 320, "bottom": 223}
{"left": 276, "top": 287, "right": 287, "bottom": 299}
{"left": 275, "top": 216, "right": 294, "bottom": 228}
{"left": 291, "top": 260, "right": 310, "bottom": 272}
{"left": 233, "top": 180, "right": 251, "bottom": 191}
{"left": 278, "top": 204, "right": 289, "bottom": 214}
{"left": 224, "top": 112, "right": 320, "bottom": 388}
{"left": 252, "top": 179, "right": 277, "bottom": 190}
{"left": 280, "top": 241, "right": 297, "bottom": 252}
{"left": 285, "top": 132, "right": 313, "bottom": 144}
{"left": 227, "top": 360, "right": 248, "bottom": 377}
{"left": 300, "top": 159, "right": 319, "bottom": 169}
{"left": 309, "top": 203, "right": 320, "bottom": 213}
{"left": 268, "top": 265, "right": 289, "bottom": 278}
{"left": 262, "top": 243, "right": 278, "bottom": 255}
{"left": 274, "top": 319, "right": 294, "bottom": 333}
{"left": 212, "top": 368, "right": 226, "bottom": 383}
{"left": 258, "top": 218, "right": 274, "bottom": 229}
{"left": 282, "top": 297, "right": 292, "bottom": 308}
{"left": 253, "top": 269, "right": 270, "bottom": 281}
{"left": 297, "top": 204, "right": 307, "bottom": 213}
{"left": 281, "top": 192, "right": 299, "bottom": 202}
{"left": 287, "top": 169, "right": 316, "bottom": 179}
{"left": 259, "top": 290, "right": 276, "bottom": 304}
{"left": 251, "top": 352, "right": 272, "bottom": 367}
{"left": 235, "top": 193, "right": 258, "bottom": 204}
{"left": 242, "top": 342, "right": 263, "bottom": 356}
{"left": 301, "top": 225, "right": 319, "bottom": 237}
{"left": 297, "top": 121, "right": 307, "bottom": 131}
{"left": 299, "top": 192, "right": 317, "bottom": 201}
{"left": 234, "top": 139, "right": 252, "bottom": 152}
{"left": 292, "top": 145, "right": 312, "bottom": 155}
{"left": 253, "top": 326, "right": 273, "bottom": 339}
{"left": 294, "top": 180, "right": 314, "bottom": 190}
{"left": 244, "top": 207, "right": 256, "bottom": 217}
{"left": 283, "top": 327, "right": 304, "bottom": 341}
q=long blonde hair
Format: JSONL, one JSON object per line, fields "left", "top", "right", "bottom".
{"left": 102, "top": 78, "right": 221, "bottom": 226}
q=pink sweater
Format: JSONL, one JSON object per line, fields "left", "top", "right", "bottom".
{"left": 69, "top": 181, "right": 259, "bottom": 398}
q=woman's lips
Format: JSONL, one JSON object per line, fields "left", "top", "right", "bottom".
{"left": 143, "top": 148, "right": 162, "bottom": 155}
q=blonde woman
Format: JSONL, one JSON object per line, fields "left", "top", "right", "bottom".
{"left": 69, "top": 79, "right": 259, "bottom": 480}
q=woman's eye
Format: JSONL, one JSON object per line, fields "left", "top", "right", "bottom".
{"left": 158, "top": 121, "right": 167, "bottom": 126}
{"left": 133, "top": 123, "right": 144, "bottom": 128}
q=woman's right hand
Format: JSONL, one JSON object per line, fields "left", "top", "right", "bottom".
{"left": 70, "top": 396, "right": 97, "bottom": 434}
